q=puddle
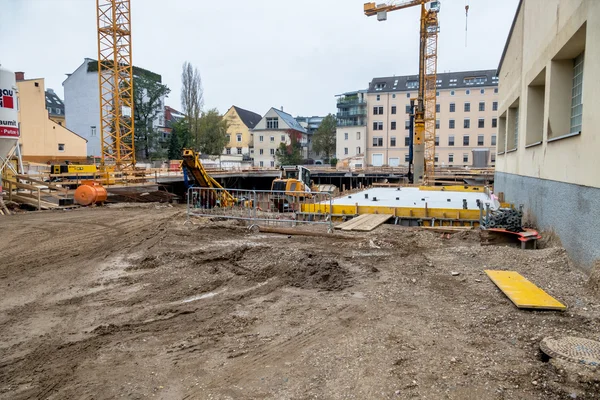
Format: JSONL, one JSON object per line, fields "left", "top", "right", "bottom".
{"left": 181, "top": 290, "right": 225, "bottom": 304}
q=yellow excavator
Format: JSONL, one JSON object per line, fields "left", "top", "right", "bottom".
{"left": 181, "top": 149, "right": 237, "bottom": 208}
{"left": 270, "top": 165, "right": 318, "bottom": 212}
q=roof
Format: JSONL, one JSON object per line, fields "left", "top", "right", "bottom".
{"left": 45, "top": 89, "right": 65, "bottom": 115}
{"left": 232, "top": 106, "right": 262, "bottom": 129}
{"left": 272, "top": 108, "right": 307, "bottom": 133}
{"left": 497, "top": 0, "right": 524, "bottom": 74}
{"left": 368, "top": 69, "right": 498, "bottom": 93}
{"left": 85, "top": 59, "right": 162, "bottom": 82}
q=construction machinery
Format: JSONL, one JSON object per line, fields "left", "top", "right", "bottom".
{"left": 271, "top": 166, "right": 318, "bottom": 212}
{"left": 364, "top": 0, "right": 440, "bottom": 185}
{"left": 181, "top": 149, "right": 237, "bottom": 208}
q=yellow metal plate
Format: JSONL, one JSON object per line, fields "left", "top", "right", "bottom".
{"left": 485, "top": 270, "right": 567, "bottom": 311}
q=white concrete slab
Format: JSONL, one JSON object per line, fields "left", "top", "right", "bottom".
{"left": 332, "top": 187, "right": 499, "bottom": 210}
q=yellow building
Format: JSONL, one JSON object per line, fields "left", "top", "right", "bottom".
{"left": 222, "top": 106, "right": 262, "bottom": 157}
{"left": 16, "top": 75, "right": 87, "bottom": 164}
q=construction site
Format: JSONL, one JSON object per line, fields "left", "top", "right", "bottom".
{"left": 1, "top": 0, "right": 599, "bottom": 399}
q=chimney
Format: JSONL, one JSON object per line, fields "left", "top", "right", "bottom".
{"left": 15, "top": 72, "right": 25, "bottom": 81}
{"left": 281, "top": 106, "right": 284, "bottom": 112}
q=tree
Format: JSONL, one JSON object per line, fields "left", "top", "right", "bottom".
{"left": 276, "top": 129, "right": 304, "bottom": 166}
{"left": 197, "top": 108, "right": 229, "bottom": 155}
{"left": 167, "top": 119, "right": 190, "bottom": 160}
{"left": 133, "top": 75, "right": 170, "bottom": 160}
{"left": 312, "top": 113, "right": 337, "bottom": 160}
{"left": 180, "top": 62, "right": 204, "bottom": 148}
{"left": 167, "top": 127, "right": 181, "bottom": 160}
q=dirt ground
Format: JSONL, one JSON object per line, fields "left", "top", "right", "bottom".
{"left": 0, "top": 205, "right": 599, "bottom": 399}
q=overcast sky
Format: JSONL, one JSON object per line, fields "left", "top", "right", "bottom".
{"left": 1, "top": 0, "right": 518, "bottom": 117}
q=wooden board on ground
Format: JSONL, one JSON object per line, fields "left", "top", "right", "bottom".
{"left": 485, "top": 270, "right": 567, "bottom": 311}
{"left": 421, "top": 226, "right": 473, "bottom": 234}
{"left": 337, "top": 214, "right": 394, "bottom": 232}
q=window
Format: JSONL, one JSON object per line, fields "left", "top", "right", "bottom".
{"left": 479, "top": 102, "right": 485, "bottom": 112}
{"left": 435, "top": 136, "right": 439, "bottom": 146}
{"left": 405, "top": 120, "right": 410, "bottom": 130}
{"left": 491, "top": 135, "right": 497, "bottom": 146}
{"left": 58, "top": 143, "right": 65, "bottom": 152}
{"left": 281, "top": 135, "right": 285, "bottom": 141}
{"left": 434, "top": 154, "right": 439, "bottom": 163}
{"left": 259, "top": 149, "right": 264, "bottom": 155}
{"left": 448, "top": 135, "right": 455, "bottom": 146}
{"left": 478, "top": 118, "right": 485, "bottom": 128}
{"left": 463, "top": 135, "right": 470, "bottom": 146}
{"left": 435, "top": 120, "right": 440, "bottom": 129}
{"left": 407, "top": 81, "right": 418, "bottom": 89}
{"left": 226, "top": 147, "right": 231, "bottom": 155}
{"left": 373, "top": 137, "right": 383, "bottom": 147}
{"left": 237, "top": 148, "right": 242, "bottom": 155}
{"left": 449, "top": 103, "right": 455, "bottom": 112}
{"left": 492, "top": 118, "right": 497, "bottom": 128}
{"left": 237, "top": 134, "right": 242, "bottom": 142}
{"left": 449, "top": 119, "right": 455, "bottom": 129}
{"left": 406, "top": 93, "right": 411, "bottom": 98}
{"left": 405, "top": 153, "right": 410, "bottom": 162}
{"left": 405, "top": 105, "right": 411, "bottom": 114}
{"left": 466, "top": 90, "right": 471, "bottom": 95}
{"left": 357, "top": 146, "right": 361, "bottom": 154}
{"left": 391, "top": 121, "right": 397, "bottom": 130}
{"left": 270, "top": 161, "right": 275, "bottom": 167}
{"left": 390, "top": 136, "right": 396, "bottom": 147}
{"left": 373, "top": 121, "right": 383, "bottom": 131}
{"left": 373, "top": 106, "right": 384, "bottom": 115}
{"left": 436, "top": 104, "right": 440, "bottom": 113}
{"left": 405, "top": 136, "right": 410, "bottom": 146}
{"left": 494, "top": 88, "right": 498, "bottom": 94}
{"left": 492, "top": 101, "right": 498, "bottom": 111}
{"left": 491, "top": 153, "right": 496, "bottom": 162}
{"left": 448, "top": 153, "right": 454, "bottom": 163}
{"left": 356, "top": 132, "right": 361, "bottom": 140}
{"left": 91, "top": 126, "right": 97, "bottom": 136}
{"left": 463, "top": 153, "right": 469, "bottom": 163}
{"left": 464, "top": 119, "right": 471, "bottom": 129}
{"left": 259, "top": 135, "right": 264, "bottom": 142}
{"left": 464, "top": 76, "right": 488, "bottom": 85}
{"left": 344, "top": 147, "right": 349, "bottom": 155}
{"left": 436, "top": 91, "right": 440, "bottom": 97}
{"left": 477, "top": 135, "right": 484, "bottom": 146}
{"left": 270, "top": 136, "right": 275, "bottom": 142}
{"left": 344, "top": 132, "right": 349, "bottom": 140}
{"left": 392, "top": 94, "right": 396, "bottom": 99}
{"left": 378, "top": 106, "right": 383, "bottom": 114}
{"left": 55, "top": 108, "right": 61, "bottom": 114}
{"left": 464, "top": 102, "right": 471, "bottom": 112}
{"left": 376, "top": 95, "right": 381, "bottom": 101}
{"left": 450, "top": 90, "right": 455, "bottom": 96}
{"left": 571, "top": 52, "right": 584, "bottom": 133}
{"left": 259, "top": 161, "right": 264, "bottom": 167}
{"left": 270, "top": 148, "right": 275, "bottom": 155}
{"left": 266, "top": 117, "right": 279, "bottom": 129}
{"left": 226, "top": 134, "right": 231, "bottom": 142}
{"left": 480, "top": 89, "right": 485, "bottom": 95}
{"left": 391, "top": 106, "right": 397, "bottom": 114}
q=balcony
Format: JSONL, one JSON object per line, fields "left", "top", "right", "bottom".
{"left": 337, "top": 119, "right": 366, "bottom": 127}
{"left": 337, "top": 109, "right": 366, "bottom": 118}
{"left": 337, "top": 97, "right": 367, "bottom": 107}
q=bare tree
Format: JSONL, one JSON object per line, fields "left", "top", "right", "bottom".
{"left": 180, "top": 62, "right": 204, "bottom": 148}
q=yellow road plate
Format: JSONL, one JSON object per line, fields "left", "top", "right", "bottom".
{"left": 485, "top": 270, "right": 567, "bottom": 311}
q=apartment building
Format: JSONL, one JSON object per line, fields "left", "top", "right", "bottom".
{"left": 252, "top": 107, "right": 308, "bottom": 168}
{"left": 496, "top": 0, "right": 599, "bottom": 271}
{"left": 222, "top": 106, "right": 261, "bottom": 157}
{"left": 335, "top": 90, "right": 367, "bottom": 161}
{"left": 366, "top": 70, "right": 499, "bottom": 167}
{"left": 45, "top": 89, "right": 65, "bottom": 126}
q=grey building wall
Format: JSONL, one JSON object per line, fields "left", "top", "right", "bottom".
{"left": 64, "top": 59, "right": 102, "bottom": 157}
{"left": 495, "top": 171, "right": 600, "bottom": 272}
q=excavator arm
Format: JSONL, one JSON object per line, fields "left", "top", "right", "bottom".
{"left": 181, "top": 149, "right": 236, "bottom": 207}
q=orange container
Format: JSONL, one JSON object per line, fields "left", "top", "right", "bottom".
{"left": 74, "top": 182, "right": 107, "bottom": 206}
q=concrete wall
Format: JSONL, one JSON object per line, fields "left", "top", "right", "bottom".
{"left": 366, "top": 85, "right": 499, "bottom": 167}
{"left": 17, "top": 79, "right": 87, "bottom": 163}
{"left": 496, "top": 0, "right": 600, "bottom": 271}
{"left": 64, "top": 59, "right": 101, "bottom": 157}
{"left": 496, "top": 172, "right": 600, "bottom": 271}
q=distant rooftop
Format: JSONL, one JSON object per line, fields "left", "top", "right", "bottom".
{"left": 368, "top": 69, "right": 498, "bottom": 93}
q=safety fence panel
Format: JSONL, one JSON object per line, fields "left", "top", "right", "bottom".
{"left": 187, "top": 187, "right": 333, "bottom": 231}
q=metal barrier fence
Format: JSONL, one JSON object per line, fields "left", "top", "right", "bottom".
{"left": 187, "top": 187, "right": 334, "bottom": 232}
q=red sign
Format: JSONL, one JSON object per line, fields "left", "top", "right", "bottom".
{"left": 1, "top": 95, "right": 14, "bottom": 109}
{"left": 0, "top": 126, "right": 19, "bottom": 137}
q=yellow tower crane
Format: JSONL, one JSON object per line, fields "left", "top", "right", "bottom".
{"left": 364, "top": 0, "right": 440, "bottom": 185}
{"left": 96, "top": 0, "right": 135, "bottom": 171}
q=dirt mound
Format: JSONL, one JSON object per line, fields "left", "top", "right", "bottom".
{"left": 285, "top": 259, "right": 350, "bottom": 291}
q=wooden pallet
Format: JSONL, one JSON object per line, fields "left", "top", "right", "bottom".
{"left": 336, "top": 214, "right": 394, "bottom": 232}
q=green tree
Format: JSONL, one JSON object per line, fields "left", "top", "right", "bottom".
{"left": 133, "top": 75, "right": 171, "bottom": 160}
{"left": 276, "top": 130, "right": 304, "bottom": 165}
{"left": 167, "top": 119, "right": 190, "bottom": 160}
{"left": 312, "top": 113, "right": 337, "bottom": 160}
{"left": 197, "top": 108, "right": 229, "bottom": 155}
{"left": 167, "top": 128, "right": 181, "bottom": 160}
{"left": 181, "top": 62, "right": 204, "bottom": 148}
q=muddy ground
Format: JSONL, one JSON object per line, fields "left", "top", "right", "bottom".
{"left": 0, "top": 205, "right": 598, "bottom": 399}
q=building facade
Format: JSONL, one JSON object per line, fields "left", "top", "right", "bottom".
{"left": 365, "top": 70, "right": 499, "bottom": 167}
{"left": 295, "top": 116, "right": 325, "bottom": 159}
{"left": 63, "top": 58, "right": 165, "bottom": 157}
{"left": 335, "top": 90, "right": 367, "bottom": 161}
{"left": 45, "top": 89, "right": 65, "bottom": 126}
{"left": 223, "top": 106, "right": 262, "bottom": 158}
{"left": 16, "top": 75, "right": 87, "bottom": 164}
{"left": 495, "top": 0, "right": 599, "bottom": 271}
{"left": 252, "top": 107, "right": 308, "bottom": 168}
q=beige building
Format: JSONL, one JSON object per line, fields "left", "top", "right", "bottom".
{"left": 16, "top": 75, "right": 87, "bottom": 164}
{"left": 365, "top": 70, "right": 499, "bottom": 168}
{"left": 222, "top": 106, "right": 262, "bottom": 157}
{"left": 251, "top": 108, "right": 308, "bottom": 168}
{"left": 495, "top": 0, "right": 599, "bottom": 271}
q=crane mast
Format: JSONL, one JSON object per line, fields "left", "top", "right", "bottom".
{"left": 364, "top": 0, "right": 439, "bottom": 185}
{"left": 96, "top": 0, "right": 135, "bottom": 171}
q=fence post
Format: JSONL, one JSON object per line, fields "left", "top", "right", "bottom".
{"left": 252, "top": 190, "right": 257, "bottom": 222}
{"left": 328, "top": 193, "right": 334, "bottom": 233}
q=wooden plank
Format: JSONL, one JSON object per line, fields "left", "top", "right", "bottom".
{"left": 337, "top": 214, "right": 372, "bottom": 231}
{"left": 10, "top": 195, "right": 53, "bottom": 210}
{"left": 352, "top": 214, "right": 394, "bottom": 232}
{"left": 485, "top": 270, "right": 567, "bottom": 311}
{"left": 421, "top": 226, "right": 473, "bottom": 234}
